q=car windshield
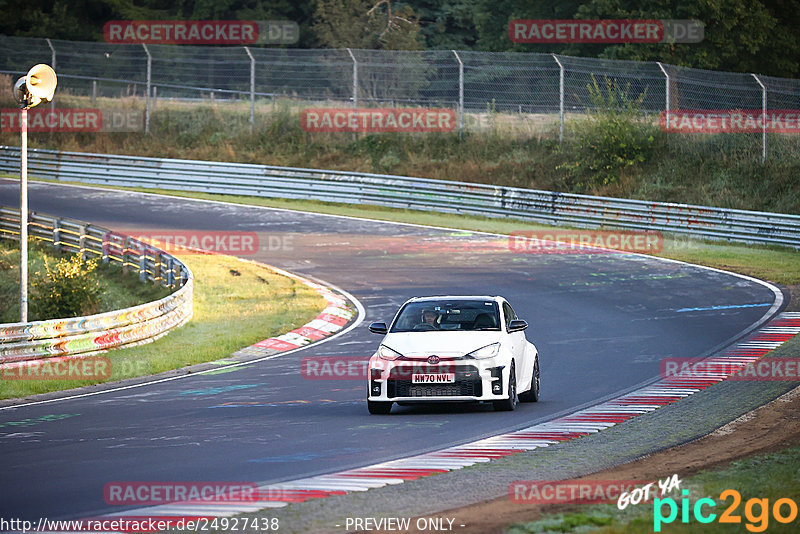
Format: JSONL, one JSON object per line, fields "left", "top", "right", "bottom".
{"left": 391, "top": 300, "right": 501, "bottom": 332}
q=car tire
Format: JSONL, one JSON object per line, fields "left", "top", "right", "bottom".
{"left": 493, "top": 362, "right": 518, "bottom": 411}
{"left": 367, "top": 400, "right": 393, "bottom": 415}
{"left": 519, "top": 357, "right": 540, "bottom": 402}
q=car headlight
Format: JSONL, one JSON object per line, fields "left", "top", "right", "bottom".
{"left": 378, "top": 345, "right": 403, "bottom": 361}
{"left": 466, "top": 342, "right": 500, "bottom": 359}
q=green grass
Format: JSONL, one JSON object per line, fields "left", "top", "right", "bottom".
{"left": 0, "top": 239, "right": 170, "bottom": 323}
{"left": 506, "top": 445, "right": 800, "bottom": 533}
{"left": 0, "top": 249, "right": 326, "bottom": 400}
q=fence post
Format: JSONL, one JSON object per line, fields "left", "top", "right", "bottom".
{"left": 751, "top": 73, "right": 767, "bottom": 164}
{"left": 142, "top": 44, "right": 151, "bottom": 134}
{"left": 452, "top": 50, "right": 464, "bottom": 140}
{"left": 91, "top": 80, "right": 97, "bottom": 105}
{"left": 46, "top": 39, "right": 55, "bottom": 113}
{"left": 657, "top": 61, "right": 670, "bottom": 127}
{"left": 552, "top": 54, "right": 564, "bottom": 143}
{"left": 347, "top": 48, "right": 358, "bottom": 110}
{"left": 244, "top": 46, "right": 255, "bottom": 133}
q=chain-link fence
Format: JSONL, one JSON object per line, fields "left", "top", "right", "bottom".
{"left": 1, "top": 35, "right": 799, "bottom": 161}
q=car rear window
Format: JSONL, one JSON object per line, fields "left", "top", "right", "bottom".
{"left": 391, "top": 300, "right": 501, "bottom": 332}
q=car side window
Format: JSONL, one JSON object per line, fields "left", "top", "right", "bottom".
{"left": 503, "top": 302, "right": 517, "bottom": 330}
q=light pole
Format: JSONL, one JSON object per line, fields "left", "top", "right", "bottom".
{"left": 13, "top": 64, "right": 57, "bottom": 322}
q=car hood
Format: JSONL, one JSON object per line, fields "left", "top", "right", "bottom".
{"left": 380, "top": 331, "right": 503, "bottom": 358}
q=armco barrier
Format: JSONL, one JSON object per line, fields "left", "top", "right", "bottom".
{"left": 0, "top": 146, "right": 798, "bottom": 247}
{"left": 0, "top": 207, "right": 192, "bottom": 364}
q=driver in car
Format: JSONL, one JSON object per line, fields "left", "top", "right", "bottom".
{"left": 421, "top": 309, "right": 441, "bottom": 329}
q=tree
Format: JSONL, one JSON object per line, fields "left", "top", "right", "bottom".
{"left": 412, "top": 0, "right": 478, "bottom": 49}
{"left": 311, "top": 0, "right": 422, "bottom": 49}
{"left": 574, "top": 0, "right": 800, "bottom": 77}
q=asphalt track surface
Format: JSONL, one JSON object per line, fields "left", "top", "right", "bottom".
{"left": 0, "top": 179, "right": 783, "bottom": 522}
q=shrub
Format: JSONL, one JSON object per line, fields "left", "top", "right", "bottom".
{"left": 30, "top": 254, "right": 101, "bottom": 319}
{"left": 561, "top": 75, "right": 657, "bottom": 188}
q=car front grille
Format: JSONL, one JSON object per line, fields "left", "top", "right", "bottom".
{"left": 386, "top": 365, "right": 482, "bottom": 398}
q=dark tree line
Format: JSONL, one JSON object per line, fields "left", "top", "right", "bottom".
{"left": 3, "top": 0, "right": 799, "bottom": 77}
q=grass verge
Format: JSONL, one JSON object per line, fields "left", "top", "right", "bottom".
{"left": 507, "top": 444, "right": 800, "bottom": 533}
{"left": 0, "top": 249, "right": 326, "bottom": 400}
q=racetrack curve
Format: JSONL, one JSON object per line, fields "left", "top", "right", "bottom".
{"left": 0, "top": 179, "right": 783, "bottom": 522}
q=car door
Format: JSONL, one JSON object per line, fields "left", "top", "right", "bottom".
{"left": 503, "top": 300, "right": 532, "bottom": 390}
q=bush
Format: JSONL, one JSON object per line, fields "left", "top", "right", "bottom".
{"left": 30, "top": 254, "right": 101, "bottom": 319}
{"left": 561, "top": 75, "right": 658, "bottom": 188}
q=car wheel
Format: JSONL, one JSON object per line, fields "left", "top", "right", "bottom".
{"left": 493, "top": 362, "right": 518, "bottom": 411}
{"left": 519, "top": 357, "right": 540, "bottom": 402}
{"left": 367, "top": 400, "right": 393, "bottom": 415}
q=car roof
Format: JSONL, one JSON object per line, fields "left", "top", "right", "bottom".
{"left": 407, "top": 295, "right": 503, "bottom": 303}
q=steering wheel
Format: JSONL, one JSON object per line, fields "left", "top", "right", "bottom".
{"left": 412, "top": 323, "right": 437, "bottom": 331}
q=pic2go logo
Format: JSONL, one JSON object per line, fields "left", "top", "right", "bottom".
{"left": 654, "top": 489, "right": 799, "bottom": 532}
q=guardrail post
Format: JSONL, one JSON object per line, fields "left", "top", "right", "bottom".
{"left": 244, "top": 46, "right": 255, "bottom": 133}
{"left": 91, "top": 80, "right": 97, "bottom": 106}
{"left": 139, "top": 247, "right": 147, "bottom": 282}
{"left": 347, "top": 48, "right": 358, "bottom": 110}
{"left": 452, "top": 50, "right": 464, "bottom": 141}
{"left": 552, "top": 54, "right": 564, "bottom": 144}
{"left": 657, "top": 62, "right": 670, "bottom": 126}
{"left": 78, "top": 225, "right": 87, "bottom": 260}
{"left": 751, "top": 73, "right": 767, "bottom": 164}
{"left": 102, "top": 232, "right": 109, "bottom": 263}
{"left": 142, "top": 44, "right": 152, "bottom": 134}
{"left": 122, "top": 236, "right": 130, "bottom": 274}
{"left": 154, "top": 252, "right": 162, "bottom": 285}
{"left": 53, "top": 218, "right": 61, "bottom": 252}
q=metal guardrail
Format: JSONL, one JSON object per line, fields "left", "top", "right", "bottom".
{"left": 0, "top": 146, "right": 798, "bottom": 248}
{"left": 0, "top": 206, "right": 192, "bottom": 364}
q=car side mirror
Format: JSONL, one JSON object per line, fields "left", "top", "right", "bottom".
{"left": 368, "top": 322, "right": 388, "bottom": 334}
{"left": 508, "top": 319, "right": 528, "bottom": 332}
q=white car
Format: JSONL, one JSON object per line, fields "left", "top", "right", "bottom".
{"left": 366, "top": 296, "right": 540, "bottom": 414}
